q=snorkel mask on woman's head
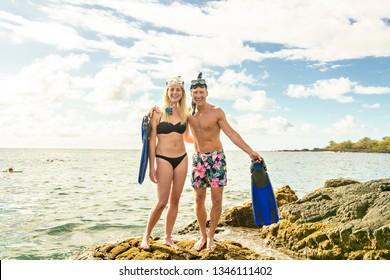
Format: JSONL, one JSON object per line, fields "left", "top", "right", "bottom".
{"left": 166, "top": 76, "right": 184, "bottom": 87}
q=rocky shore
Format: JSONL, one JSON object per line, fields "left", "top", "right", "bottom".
{"left": 74, "top": 178, "right": 390, "bottom": 260}
{"left": 259, "top": 178, "right": 390, "bottom": 259}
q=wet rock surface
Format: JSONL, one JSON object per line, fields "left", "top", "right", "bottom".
{"left": 74, "top": 238, "right": 274, "bottom": 260}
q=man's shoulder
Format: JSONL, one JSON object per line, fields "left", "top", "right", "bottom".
{"left": 208, "top": 103, "right": 223, "bottom": 112}
{"left": 209, "top": 104, "right": 225, "bottom": 116}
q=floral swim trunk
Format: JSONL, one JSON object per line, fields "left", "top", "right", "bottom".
{"left": 191, "top": 150, "right": 227, "bottom": 188}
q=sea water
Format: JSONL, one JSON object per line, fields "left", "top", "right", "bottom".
{"left": 1, "top": 149, "right": 389, "bottom": 260}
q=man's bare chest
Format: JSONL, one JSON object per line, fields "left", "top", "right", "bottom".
{"left": 189, "top": 115, "right": 218, "bottom": 133}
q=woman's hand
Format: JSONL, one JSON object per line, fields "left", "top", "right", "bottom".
{"left": 149, "top": 168, "right": 158, "bottom": 183}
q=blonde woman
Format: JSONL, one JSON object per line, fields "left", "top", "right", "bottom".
{"left": 141, "top": 76, "right": 192, "bottom": 250}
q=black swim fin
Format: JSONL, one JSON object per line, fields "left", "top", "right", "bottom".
{"left": 251, "top": 160, "right": 268, "bottom": 189}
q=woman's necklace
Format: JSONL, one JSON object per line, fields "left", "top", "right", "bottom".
{"left": 166, "top": 102, "right": 173, "bottom": 115}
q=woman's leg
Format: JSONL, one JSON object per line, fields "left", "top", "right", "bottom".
{"left": 164, "top": 156, "right": 188, "bottom": 249}
{"left": 140, "top": 158, "right": 173, "bottom": 249}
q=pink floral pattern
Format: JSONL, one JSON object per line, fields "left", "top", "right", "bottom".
{"left": 191, "top": 150, "right": 227, "bottom": 188}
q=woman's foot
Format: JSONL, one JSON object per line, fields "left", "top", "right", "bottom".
{"left": 207, "top": 238, "right": 217, "bottom": 251}
{"left": 163, "top": 238, "right": 180, "bottom": 250}
{"left": 140, "top": 236, "right": 151, "bottom": 250}
{"left": 193, "top": 237, "right": 207, "bottom": 251}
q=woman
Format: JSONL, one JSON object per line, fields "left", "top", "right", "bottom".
{"left": 141, "top": 76, "right": 192, "bottom": 250}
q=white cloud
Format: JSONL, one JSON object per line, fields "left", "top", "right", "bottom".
{"left": 308, "top": 62, "right": 348, "bottom": 72}
{"left": 89, "top": 0, "right": 390, "bottom": 62}
{"left": 286, "top": 77, "right": 390, "bottom": 103}
{"left": 0, "top": 107, "right": 135, "bottom": 149}
{"left": 363, "top": 103, "right": 381, "bottom": 109}
{"left": 216, "top": 69, "right": 256, "bottom": 86}
{"left": 286, "top": 77, "right": 356, "bottom": 103}
{"left": 4, "top": 0, "right": 390, "bottom": 64}
{"left": 325, "top": 115, "right": 359, "bottom": 136}
{"left": 41, "top": 4, "right": 146, "bottom": 39}
{"left": 88, "top": 66, "right": 152, "bottom": 101}
{"left": 354, "top": 85, "right": 390, "bottom": 95}
{"left": 0, "top": 54, "right": 90, "bottom": 105}
{"left": 228, "top": 114, "right": 294, "bottom": 135}
{"left": 0, "top": 10, "right": 97, "bottom": 50}
{"left": 205, "top": 69, "right": 276, "bottom": 106}
{"left": 233, "top": 91, "right": 278, "bottom": 112}
{"left": 261, "top": 70, "right": 269, "bottom": 80}
{"left": 128, "top": 32, "right": 261, "bottom": 67}
{"left": 219, "top": 113, "right": 321, "bottom": 150}
{"left": 0, "top": 4, "right": 261, "bottom": 64}
{"left": 82, "top": 61, "right": 156, "bottom": 114}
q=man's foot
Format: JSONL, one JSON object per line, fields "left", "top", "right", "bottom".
{"left": 207, "top": 238, "right": 216, "bottom": 251}
{"left": 163, "top": 239, "right": 180, "bottom": 250}
{"left": 140, "top": 236, "right": 151, "bottom": 250}
{"left": 193, "top": 237, "right": 207, "bottom": 251}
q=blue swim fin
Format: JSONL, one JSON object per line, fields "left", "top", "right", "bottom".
{"left": 251, "top": 161, "right": 279, "bottom": 226}
{"left": 138, "top": 115, "right": 151, "bottom": 185}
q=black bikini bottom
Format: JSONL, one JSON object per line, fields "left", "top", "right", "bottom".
{"left": 155, "top": 153, "right": 187, "bottom": 170}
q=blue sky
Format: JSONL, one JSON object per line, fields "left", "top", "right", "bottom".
{"left": 0, "top": 0, "right": 389, "bottom": 151}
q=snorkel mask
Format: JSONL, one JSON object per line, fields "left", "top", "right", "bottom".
{"left": 190, "top": 72, "right": 207, "bottom": 90}
{"left": 166, "top": 76, "right": 184, "bottom": 87}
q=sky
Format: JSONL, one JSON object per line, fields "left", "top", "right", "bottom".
{"left": 0, "top": 0, "right": 389, "bottom": 151}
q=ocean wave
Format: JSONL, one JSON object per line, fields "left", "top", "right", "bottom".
{"left": 41, "top": 223, "right": 81, "bottom": 236}
{"left": 87, "top": 223, "right": 141, "bottom": 231}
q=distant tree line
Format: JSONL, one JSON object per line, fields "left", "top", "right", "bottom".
{"left": 325, "top": 136, "right": 390, "bottom": 153}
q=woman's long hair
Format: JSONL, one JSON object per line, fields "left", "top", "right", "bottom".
{"left": 161, "top": 81, "right": 189, "bottom": 124}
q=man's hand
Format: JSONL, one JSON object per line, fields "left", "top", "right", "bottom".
{"left": 148, "top": 105, "right": 160, "bottom": 118}
{"left": 249, "top": 151, "right": 263, "bottom": 162}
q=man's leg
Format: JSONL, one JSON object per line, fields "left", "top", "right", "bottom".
{"left": 193, "top": 187, "right": 207, "bottom": 250}
{"left": 207, "top": 187, "right": 224, "bottom": 250}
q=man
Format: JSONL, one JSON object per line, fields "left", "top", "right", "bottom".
{"left": 188, "top": 73, "right": 262, "bottom": 251}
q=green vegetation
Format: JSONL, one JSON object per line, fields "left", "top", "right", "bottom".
{"left": 325, "top": 136, "right": 390, "bottom": 153}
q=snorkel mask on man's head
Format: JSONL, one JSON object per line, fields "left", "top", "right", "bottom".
{"left": 190, "top": 72, "right": 208, "bottom": 115}
{"left": 190, "top": 72, "right": 207, "bottom": 90}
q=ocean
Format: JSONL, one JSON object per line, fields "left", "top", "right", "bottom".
{"left": 1, "top": 148, "right": 389, "bottom": 260}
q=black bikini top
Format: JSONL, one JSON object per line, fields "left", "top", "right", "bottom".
{"left": 157, "top": 121, "right": 186, "bottom": 135}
